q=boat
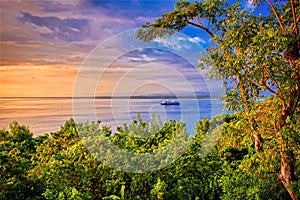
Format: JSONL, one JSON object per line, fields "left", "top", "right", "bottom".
{"left": 161, "top": 100, "right": 180, "bottom": 105}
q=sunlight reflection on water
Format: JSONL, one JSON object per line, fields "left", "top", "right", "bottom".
{"left": 0, "top": 97, "right": 224, "bottom": 135}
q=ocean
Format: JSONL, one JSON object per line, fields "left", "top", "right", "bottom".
{"left": 0, "top": 97, "right": 225, "bottom": 136}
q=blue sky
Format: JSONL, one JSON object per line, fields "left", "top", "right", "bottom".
{"left": 0, "top": 0, "right": 267, "bottom": 97}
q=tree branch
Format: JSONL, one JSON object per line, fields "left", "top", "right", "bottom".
{"left": 288, "top": 82, "right": 300, "bottom": 118}
{"left": 249, "top": 79, "right": 277, "bottom": 94}
{"left": 267, "top": 0, "right": 286, "bottom": 32}
{"left": 293, "top": 14, "right": 300, "bottom": 33}
{"left": 188, "top": 21, "right": 215, "bottom": 38}
{"left": 260, "top": 64, "right": 286, "bottom": 104}
{"left": 261, "top": 64, "right": 281, "bottom": 92}
{"left": 290, "top": 0, "right": 299, "bottom": 35}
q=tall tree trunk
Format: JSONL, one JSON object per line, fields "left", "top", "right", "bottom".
{"left": 237, "top": 75, "right": 264, "bottom": 152}
{"left": 277, "top": 34, "right": 300, "bottom": 200}
{"left": 279, "top": 150, "right": 298, "bottom": 200}
{"left": 254, "top": 133, "right": 263, "bottom": 152}
{"left": 277, "top": 97, "right": 299, "bottom": 199}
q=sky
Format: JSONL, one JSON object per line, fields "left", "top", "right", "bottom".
{"left": 0, "top": 0, "right": 267, "bottom": 98}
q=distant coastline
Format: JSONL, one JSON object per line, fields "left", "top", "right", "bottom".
{"left": 1, "top": 95, "right": 222, "bottom": 100}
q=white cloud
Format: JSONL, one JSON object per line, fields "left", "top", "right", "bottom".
{"left": 141, "top": 54, "right": 157, "bottom": 62}
{"left": 32, "top": 24, "right": 54, "bottom": 34}
{"left": 188, "top": 37, "right": 206, "bottom": 44}
{"left": 246, "top": 0, "right": 256, "bottom": 9}
{"left": 128, "top": 54, "right": 157, "bottom": 62}
{"left": 178, "top": 36, "right": 206, "bottom": 44}
{"left": 153, "top": 37, "right": 183, "bottom": 50}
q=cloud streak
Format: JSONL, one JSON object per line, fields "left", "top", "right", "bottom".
{"left": 1, "top": 0, "right": 221, "bottom": 97}
{"left": 18, "top": 12, "right": 90, "bottom": 42}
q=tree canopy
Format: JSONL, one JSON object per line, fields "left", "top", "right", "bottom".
{"left": 1, "top": 117, "right": 296, "bottom": 199}
{"left": 136, "top": 0, "right": 299, "bottom": 199}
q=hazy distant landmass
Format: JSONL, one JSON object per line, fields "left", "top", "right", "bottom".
{"left": 1, "top": 95, "right": 221, "bottom": 100}
{"left": 105, "top": 95, "right": 221, "bottom": 100}
{"left": 1, "top": 90, "right": 222, "bottom": 100}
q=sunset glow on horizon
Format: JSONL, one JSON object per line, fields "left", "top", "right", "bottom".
{"left": 0, "top": 0, "right": 244, "bottom": 98}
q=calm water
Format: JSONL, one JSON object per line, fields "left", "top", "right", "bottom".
{"left": 0, "top": 97, "right": 224, "bottom": 135}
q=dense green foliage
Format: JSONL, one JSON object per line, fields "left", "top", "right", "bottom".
{"left": 137, "top": 0, "right": 299, "bottom": 199}
{"left": 1, "top": 115, "right": 299, "bottom": 199}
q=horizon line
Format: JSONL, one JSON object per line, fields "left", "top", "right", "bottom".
{"left": 1, "top": 95, "right": 222, "bottom": 100}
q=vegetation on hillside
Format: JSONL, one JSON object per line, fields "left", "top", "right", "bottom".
{"left": 1, "top": 115, "right": 298, "bottom": 199}
{"left": 136, "top": 0, "right": 299, "bottom": 199}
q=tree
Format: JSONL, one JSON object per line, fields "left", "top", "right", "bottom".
{"left": 3, "top": 117, "right": 294, "bottom": 199}
{"left": 0, "top": 122, "right": 48, "bottom": 199}
{"left": 136, "top": 0, "right": 300, "bottom": 199}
